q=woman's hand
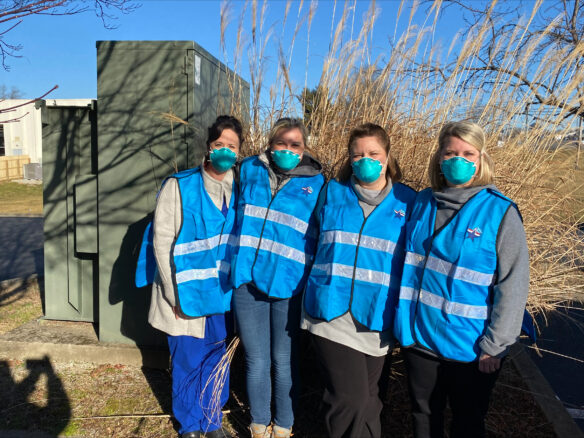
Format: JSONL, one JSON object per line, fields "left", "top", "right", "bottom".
{"left": 478, "top": 352, "right": 501, "bottom": 373}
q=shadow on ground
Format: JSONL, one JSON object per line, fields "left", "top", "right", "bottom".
{"left": 0, "top": 356, "right": 70, "bottom": 436}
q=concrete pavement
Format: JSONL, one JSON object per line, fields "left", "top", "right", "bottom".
{"left": 0, "top": 217, "right": 43, "bottom": 282}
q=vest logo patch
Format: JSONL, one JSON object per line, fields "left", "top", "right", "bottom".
{"left": 466, "top": 227, "right": 482, "bottom": 241}
{"left": 393, "top": 209, "right": 406, "bottom": 219}
{"left": 301, "top": 186, "right": 313, "bottom": 196}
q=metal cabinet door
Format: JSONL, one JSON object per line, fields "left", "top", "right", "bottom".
{"left": 96, "top": 41, "right": 195, "bottom": 345}
{"left": 42, "top": 103, "right": 97, "bottom": 322}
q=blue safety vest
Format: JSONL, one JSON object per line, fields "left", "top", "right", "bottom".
{"left": 135, "top": 167, "right": 237, "bottom": 318}
{"left": 394, "top": 187, "right": 515, "bottom": 362}
{"left": 231, "top": 155, "right": 324, "bottom": 298}
{"left": 303, "top": 180, "right": 416, "bottom": 331}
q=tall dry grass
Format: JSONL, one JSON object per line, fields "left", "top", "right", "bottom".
{"left": 219, "top": 0, "right": 584, "bottom": 323}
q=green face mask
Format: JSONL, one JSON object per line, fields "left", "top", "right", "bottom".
{"left": 351, "top": 157, "right": 383, "bottom": 183}
{"left": 209, "top": 147, "right": 237, "bottom": 173}
{"left": 440, "top": 156, "right": 477, "bottom": 185}
{"left": 271, "top": 149, "right": 301, "bottom": 171}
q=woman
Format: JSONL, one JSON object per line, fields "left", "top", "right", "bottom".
{"left": 147, "top": 115, "right": 243, "bottom": 438}
{"left": 231, "top": 117, "right": 325, "bottom": 438}
{"left": 302, "top": 123, "right": 416, "bottom": 438}
{"left": 394, "top": 121, "right": 529, "bottom": 438}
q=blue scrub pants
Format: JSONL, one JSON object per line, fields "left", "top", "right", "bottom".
{"left": 168, "top": 331, "right": 229, "bottom": 434}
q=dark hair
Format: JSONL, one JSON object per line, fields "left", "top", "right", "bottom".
{"left": 337, "top": 123, "right": 402, "bottom": 182}
{"left": 206, "top": 115, "right": 244, "bottom": 147}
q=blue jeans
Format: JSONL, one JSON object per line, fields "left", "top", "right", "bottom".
{"left": 233, "top": 283, "right": 301, "bottom": 429}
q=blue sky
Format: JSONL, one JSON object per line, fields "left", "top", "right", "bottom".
{"left": 0, "top": 1, "right": 534, "bottom": 105}
{"left": 0, "top": 0, "right": 465, "bottom": 100}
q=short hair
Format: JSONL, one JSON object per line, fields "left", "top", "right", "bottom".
{"left": 206, "top": 115, "right": 244, "bottom": 147}
{"left": 429, "top": 121, "right": 495, "bottom": 190}
{"left": 338, "top": 123, "right": 402, "bottom": 183}
{"left": 267, "top": 117, "right": 308, "bottom": 148}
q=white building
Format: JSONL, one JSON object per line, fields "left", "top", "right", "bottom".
{"left": 0, "top": 99, "right": 92, "bottom": 163}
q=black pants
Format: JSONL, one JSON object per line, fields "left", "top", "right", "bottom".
{"left": 312, "top": 334, "right": 388, "bottom": 438}
{"left": 403, "top": 348, "right": 501, "bottom": 438}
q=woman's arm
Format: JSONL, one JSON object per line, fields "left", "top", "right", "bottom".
{"left": 152, "top": 178, "right": 182, "bottom": 307}
{"left": 479, "top": 205, "right": 530, "bottom": 370}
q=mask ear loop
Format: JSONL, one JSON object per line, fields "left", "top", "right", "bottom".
{"left": 381, "top": 152, "right": 391, "bottom": 179}
{"left": 473, "top": 151, "right": 482, "bottom": 180}
{"left": 204, "top": 146, "right": 212, "bottom": 164}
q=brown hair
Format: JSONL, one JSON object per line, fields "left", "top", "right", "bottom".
{"left": 337, "top": 123, "right": 402, "bottom": 182}
{"left": 429, "top": 121, "right": 495, "bottom": 190}
{"left": 267, "top": 117, "right": 309, "bottom": 149}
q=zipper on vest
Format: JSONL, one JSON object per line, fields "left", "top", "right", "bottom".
{"left": 251, "top": 178, "right": 284, "bottom": 271}
{"left": 411, "top": 233, "right": 436, "bottom": 349}
{"left": 410, "top": 196, "right": 469, "bottom": 351}
{"left": 348, "top": 216, "right": 370, "bottom": 311}
{"left": 347, "top": 197, "right": 386, "bottom": 323}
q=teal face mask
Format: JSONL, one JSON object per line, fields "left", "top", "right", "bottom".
{"left": 271, "top": 149, "right": 301, "bottom": 171}
{"left": 352, "top": 157, "right": 383, "bottom": 183}
{"left": 440, "top": 156, "right": 477, "bottom": 185}
{"left": 209, "top": 147, "right": 237, "bottom": 173}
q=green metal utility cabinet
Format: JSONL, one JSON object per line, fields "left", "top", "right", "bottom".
{"left": 42, "top": 41, "right": 249, "bottom": 346}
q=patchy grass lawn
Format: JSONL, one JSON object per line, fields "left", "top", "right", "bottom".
{"left": 0, "top": 359, "right": 177, "bottom": 437}
{"left": 0, "top": 276, "right": 558, "bottom": 437}
{"left": 0, "top": 344, "right": 556, "bottom": 438}
{"left": 0, "top": 181, "right": 43, "bottom": 216}
{"left": 0, "top": 277, "right": 43, "bottom": 335}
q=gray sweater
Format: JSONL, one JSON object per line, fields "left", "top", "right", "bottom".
{"left": 147, "top": 165, "right": 234, "bottom": 338}
{"left": 431, "top": 184, "right": 529, "bottom": 358}
{"left": 300, "top": 176, "right": 395, "bottom": 356}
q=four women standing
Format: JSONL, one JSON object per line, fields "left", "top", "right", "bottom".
{"left": 146, "top": 116, "right": 529, "bottom": 438}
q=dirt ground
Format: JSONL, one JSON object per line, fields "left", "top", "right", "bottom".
{"left": 0, "top": 279, "right": 556, "bottom": 437}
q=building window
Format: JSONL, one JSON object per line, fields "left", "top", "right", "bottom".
{"left": 0, "top": 125, "right": 5, "bottom": 156}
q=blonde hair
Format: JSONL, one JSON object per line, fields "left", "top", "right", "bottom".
{"left": 337, "top": 123, "right": 402, "bottom": 182}
{"left": 267, "top": 117, "right": 309, "bottom": 149}
{"left": 429, "top": 121, "right": 495, "bottom": 190}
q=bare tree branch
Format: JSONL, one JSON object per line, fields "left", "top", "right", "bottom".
{"left": 0, "top": 84, "right": 58, "bottom": 122}
{"left": 0, "top": 0, "right": 139, "bottom": 69}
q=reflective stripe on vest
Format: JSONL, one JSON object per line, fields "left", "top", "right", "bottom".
{"left": 174, "top": 233, "right": 237, "bottom": 257}
{"left": 304, "top": 180, "right": 416, "bottom": 331}
{"left": 175, "top": 259, "right": 231, "bottom": 284}
{"left": 403, "top": 251, "right": 494, "bottom": 286}
{"left": 232, "top": 155, "right": 324, "bottom": 298}
{"left": 394, "top": 187, "right": 514, "bottom": 361}
{"left": 243, "top": 204, "right": 312, "bottom": 236}
{"left": 399, "top": 286, "right": 489, "bottom": 319}
{"left": 171, "top": 168, "right": 237, "bottom": 317}
{"left": 238, "top": 234, "right": 307, "bottom": 265}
